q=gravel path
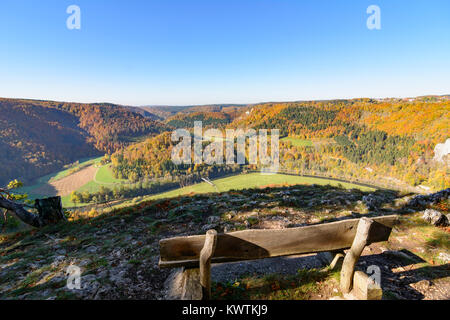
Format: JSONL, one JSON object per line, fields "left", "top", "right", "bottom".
{"left": 211, "top": 254, "right": 324, "bottom": 283}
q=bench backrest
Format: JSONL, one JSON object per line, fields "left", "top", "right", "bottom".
{"left": 159, "top": 215, "right": 398, "bottom": 268}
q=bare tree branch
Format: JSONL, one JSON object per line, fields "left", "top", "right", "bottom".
{"left": 0, "top": 197, "right": 44, "bottom": 228}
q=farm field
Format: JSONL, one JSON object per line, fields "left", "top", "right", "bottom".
{"left": 62, "top": 165, "right": 130, "bottom": 206}
{"left": 17, "top": 157, "right": 102, "bottom": 197}
{"left": 48, "top": 157, "right": 102, "bottom": 182}
{"left": 17, "top": 157, "right": 130, "bottom": 207}
{"left": 33, "top": 165, "right": 98, "bottom": 198}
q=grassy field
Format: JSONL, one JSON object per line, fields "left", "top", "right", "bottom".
{"left": 60, "top": 181, "right": 100, "bottom": 206}
{"left": 17, "top": 162, "right": 376, "bottom": 209}
{"left": 61, "top": 166, "right": 128, "bottom": 206}
{"left": 212, "top": 268, "right": 341, "bottom": 300}
{"left": 17, "top": 157, "right": 102, "bottom": 198}
{"left": 95, "top": 164, "right": 127, "bottom": 184}
{"left": 281, "top": 137, "right": 313, "bottom": 147}
{"left": 134, "top": 173, "right": 375, "bottom": 203}
{"left": 65, "top": 172, "right": 375, "bottom": 209}
{"left": 17, "top": 157, "right": 130, "bottom": 207}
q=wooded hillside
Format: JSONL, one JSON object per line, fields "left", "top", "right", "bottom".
{"left": 0, "top": 98, "right": 168, "bottom": 185}
{"left": 231, "top": 98, "right": 449, "bottom": 190}
{"left": 110, "top": 97, "right": 449, "bottom": 190}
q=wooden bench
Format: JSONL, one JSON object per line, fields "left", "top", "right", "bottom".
{"left": 159, "top": 215, "right": 398, "bottom": 300}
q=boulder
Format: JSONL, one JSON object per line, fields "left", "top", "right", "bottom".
{"left": 362, "top": 194, "right": 381, "bottom": 210}
{"left": 409, "top": 188, "right": 450, "bottom": 208}
{"left": 352, "top": 270, "right": 382, "bottom": 300}
{"left": 422, "top": 209, "right": 449, "bottom": 227}
{"left": 438, "top": 252, "right": 450, "bottom": 263}
{"left": 202, "top": 224, "right": 217, "bottom": 232}
{"left": 207, "top": 215, "right": 220, "bottom": 224}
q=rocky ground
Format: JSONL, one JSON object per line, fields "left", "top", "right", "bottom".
{"left": 0, "top": 184, "right": 448, "bottom": 300}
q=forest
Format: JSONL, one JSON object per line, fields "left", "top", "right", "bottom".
{"left": 166, "top": 111, "right": 231, "bottom": 129}
{"left": 0, "top": 98, "right": 168, "bottom": 186}
{"left": 1, "top": 96, "right": 448, "bottom": 192}
{"left": 104, "top": 97, "right": 449, "bottom": 191}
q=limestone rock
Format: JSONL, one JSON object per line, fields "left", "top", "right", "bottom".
{"left": 207, "top": 215, "right": 220, "bottom": 224}
{"left": 422, "top": 209, "right": 449, "bottom": 227}
{"left": 352, "top": 270, "right": 382, "bottom": 300}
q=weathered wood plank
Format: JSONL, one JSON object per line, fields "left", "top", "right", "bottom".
{"left": 159, "top": 215, "right": 398, "bottom": 268}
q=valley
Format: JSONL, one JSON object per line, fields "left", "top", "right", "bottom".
{"left": 0, "top": 95, "right": 448, "bottom": 301}
{"left": 1, "top": 0, "right": 448, "bottom": 304}
{"left": 5, "top": 95, "right": 448, "bottom": 212}
{"left": 17, "top": 158, "right": 375, "bottom": 209}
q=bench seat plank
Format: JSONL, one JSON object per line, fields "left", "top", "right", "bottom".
{"left": 159, "top": 215, "right": 398, "bottom": 268}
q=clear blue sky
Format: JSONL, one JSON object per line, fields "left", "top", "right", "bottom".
{"left": 1, "top": 0, "right": 449, "bottom": 105}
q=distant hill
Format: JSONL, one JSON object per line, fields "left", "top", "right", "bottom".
{"left": 138, "top": 106, "right": 193, "bottom": 119}
{"left": 165, "top": 111, "right": 232, "bottom": 129}
{"left": 123, "top": 105, "right": 163, "bottom": 121}
{"left": 139, "top": 104, "right": 248, "bottom": 120}
{"left": 0, "top": 98, "right": 168, "bottom": 185}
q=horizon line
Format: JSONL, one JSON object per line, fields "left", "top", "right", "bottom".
{"left": 0, "top": 93, "right": 449, "bottom": 108}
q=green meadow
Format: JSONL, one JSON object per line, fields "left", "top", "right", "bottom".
{"left": 125, "top": 173, "right": 374, "bottom": 205}
{"left": 280, "top": 137, "right": 313, "bottom": 147}
{"left": 95, "top": 164, "right": 128, "bottom": 184}
{"left": 17, "top": 160, "right": 376, "bottom": 209}
{"left": 17, "top": 157, "right": 129, "bottom": 207}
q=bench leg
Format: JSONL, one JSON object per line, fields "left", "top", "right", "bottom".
{"left": 164, "top": 267, "right": 203, "bottom": 300}
{"left": 340, "top": 217, "right": 374, "bottom": 294}
{"left": 317, "top": 250, "right": 345, "bottom": 270}
{"left": 181, "top": 268, "right": 203, "bottom": 300}
{"left": 199, "top": 229, "right": 218, "bottom": 300}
